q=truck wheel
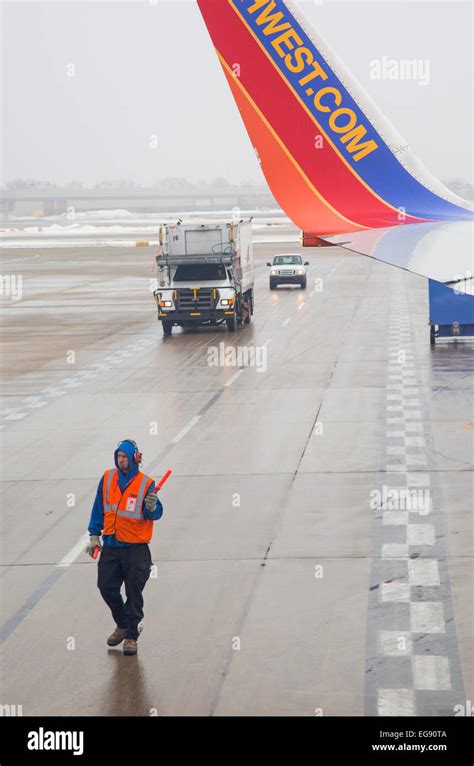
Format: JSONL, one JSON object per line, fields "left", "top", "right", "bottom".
{"left": 226, "top": 313, "right": 237, "bottom": 332}
{"left": 300, "top": 279, "right": 307, "bottom": 289}
{"left": 430, "top": 325, "right": 436, "bottom": 345}
{"left": 162, "top": 320, "right": 173, "bottom": 336}
{"left": 242, "top": 294, "right": 251, "bottom": 324}
{"left": 269, "top": 279, "right": 276, "bottom": 290}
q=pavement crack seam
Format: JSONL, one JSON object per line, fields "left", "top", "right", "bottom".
{"left": 208, "top": 263, "right": 372, "bottom": 715}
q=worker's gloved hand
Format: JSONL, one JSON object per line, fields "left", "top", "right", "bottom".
{"left": 86, "top": 535, "right": 102, "bottom": 558}
{"left": 144, "top": 492, "right": 158, "bottom": 514}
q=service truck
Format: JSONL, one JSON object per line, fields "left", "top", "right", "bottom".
{"left": 153, "top": 220, "right": 254, "bottom": 335}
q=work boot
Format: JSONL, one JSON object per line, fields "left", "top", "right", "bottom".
{"left": 107, "top": 627, "right": 127, "bottom": 647}
{"left": 123, "top": 639, "right": 138, "bottom": 656}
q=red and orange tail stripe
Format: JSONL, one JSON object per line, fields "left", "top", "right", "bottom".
{"left": 197, "top": 0, "right": 473, "bottom": 235}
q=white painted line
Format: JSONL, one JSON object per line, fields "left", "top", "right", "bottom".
{"left": 378, "top": 631, "right": 412, "bottom": 656}
{"left": 41, "top": 388, "right": 66, "bottom": 397}
{"left": 407, "top": 524, "right": 435, "bottom": 546}
{"left": 57, "top": 533, "right": 90, "bottom": 568}
{"left": 27, "top": 401, "right": 48, "bottom": 409}
{"left": 382, "top": 543, "right": 408, "bottom": 559}
{"left": 387, "top": 432, "right": 405, "bottom": 438}
{"left": 380, "top": 582, "right": 410, "bottom": 603}
{"left": 383, "top": 511, "right": 409, "bottom": 525}
{"left": 297, "top": 302, "right": 305, "bottom": 311}
{"left": 412, "top": 656, "right": 451, "bottom": 691}
{"left": 171, "top": 415, "right": 201, "bottom": 444}
{"left": 405, "top": 423, "right": 423, "bottom": 432}
{"left": 386, "top": 446, "right": 406, "bottom": 455}
{"left": 63, "top": 380, "right": 83, "bottom": 389}
{"left": 404, "top": 411, "right": 422, "bottom": 420}
{"left": 263, "top": 338, "right": 273, "bottom": 347}
{"left": 385, "top": 464, "right": 408, "bottom": 473}
{"left": 282, "top": 317, "right": 292, "bottom": 327}
{"left": 378, "top": 688, "right": 415, "bottom": 717}
{"left": 410, "top": 602, "right": 445, "bottom": 633}
{"left": 408, "top": 559, "right": 440, "bottom": 586}
{"left": 406, "top": 454, "right": 428, "bottom": 466}
{"left": 407, "top": 473, "right": 431, "bottom": 487}
{"left": 4, "top": 412, "right": 28, "bottom": 420}
{"left": 405, "top": 436, "right": 426, "bottom": 447}
{"left": 0, "top": 253, "right": 41, "bottom": 265}
{"left": 224, "top": 369, "right": 244, "bottom": 387}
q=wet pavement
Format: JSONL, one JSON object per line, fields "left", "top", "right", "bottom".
{"left": 0, "top": 240, "right": 472, "bottom": 716}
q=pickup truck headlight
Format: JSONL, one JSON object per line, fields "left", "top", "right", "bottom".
{"left": 160, "top": 300, "right": 173, "bottom": 308}
{"left": 296, "top": 268, "right": 305, "bottom": 275}
{"left": 270, "top": 269, "right": 278, "bottom": 275}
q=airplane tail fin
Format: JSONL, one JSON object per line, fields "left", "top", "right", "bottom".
{"left": 197, "top": 0, "right": 473, "bottom": 235}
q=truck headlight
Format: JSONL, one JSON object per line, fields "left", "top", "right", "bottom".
{"left": 296, "top": 269, "right": 305, "bottom": 275}
{"left": 160, "top": 300, "right": 173, "bottom": 308}
{"left": 271, "top": 269, "right": 278, "bottom": 275}
{"left": 221, "top": 299, "right": 232, "bottom": 306}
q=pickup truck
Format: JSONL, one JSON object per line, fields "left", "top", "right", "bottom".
{"left": 267, "top": 254, "right": 309, "bottom": 289}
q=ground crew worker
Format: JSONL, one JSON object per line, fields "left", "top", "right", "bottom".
{"left": 86, "top": 439, "right": 163, "bottom": 655}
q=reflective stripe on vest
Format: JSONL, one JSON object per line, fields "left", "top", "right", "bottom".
{"left": 104, "top": 469, "right": 118, "bottom": 511}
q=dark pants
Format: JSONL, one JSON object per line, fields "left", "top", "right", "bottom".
{"left": 97, "top": 544, "right": 152, "bottom": 640}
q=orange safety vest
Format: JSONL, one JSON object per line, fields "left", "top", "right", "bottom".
{"left": 102, "top": 469, "right": 155, "bottom": 544}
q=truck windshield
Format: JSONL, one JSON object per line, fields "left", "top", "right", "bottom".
{"left": 174, "top": 264, "right": 227, "bottom": 281}
{"left": 273, "top": 255, "right": 303, "bottom": 265}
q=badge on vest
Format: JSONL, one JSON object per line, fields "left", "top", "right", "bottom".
{"left": 125, "top": 495, "right": 137, "bottom": 512}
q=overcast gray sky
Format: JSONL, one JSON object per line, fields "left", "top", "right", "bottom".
{"left": 2, "top": 0, "right": 472, "bottom": 186}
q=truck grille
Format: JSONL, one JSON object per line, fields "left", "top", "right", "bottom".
{"left": 177, "top": 288, "right": 215, "bottom": 311}
{"left": 278, "top": 269, "right": 296, "bottom": 276}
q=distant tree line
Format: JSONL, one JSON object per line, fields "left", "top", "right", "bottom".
{"left": 3, "top": 176, "right": 472, "bottom": 201}
{"left": 2, "top": 177, "right": 269, "bottom": 192}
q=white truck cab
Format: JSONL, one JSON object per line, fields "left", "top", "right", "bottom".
{"left": 267, "top": 253, "right": 309, "bottom": 290}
